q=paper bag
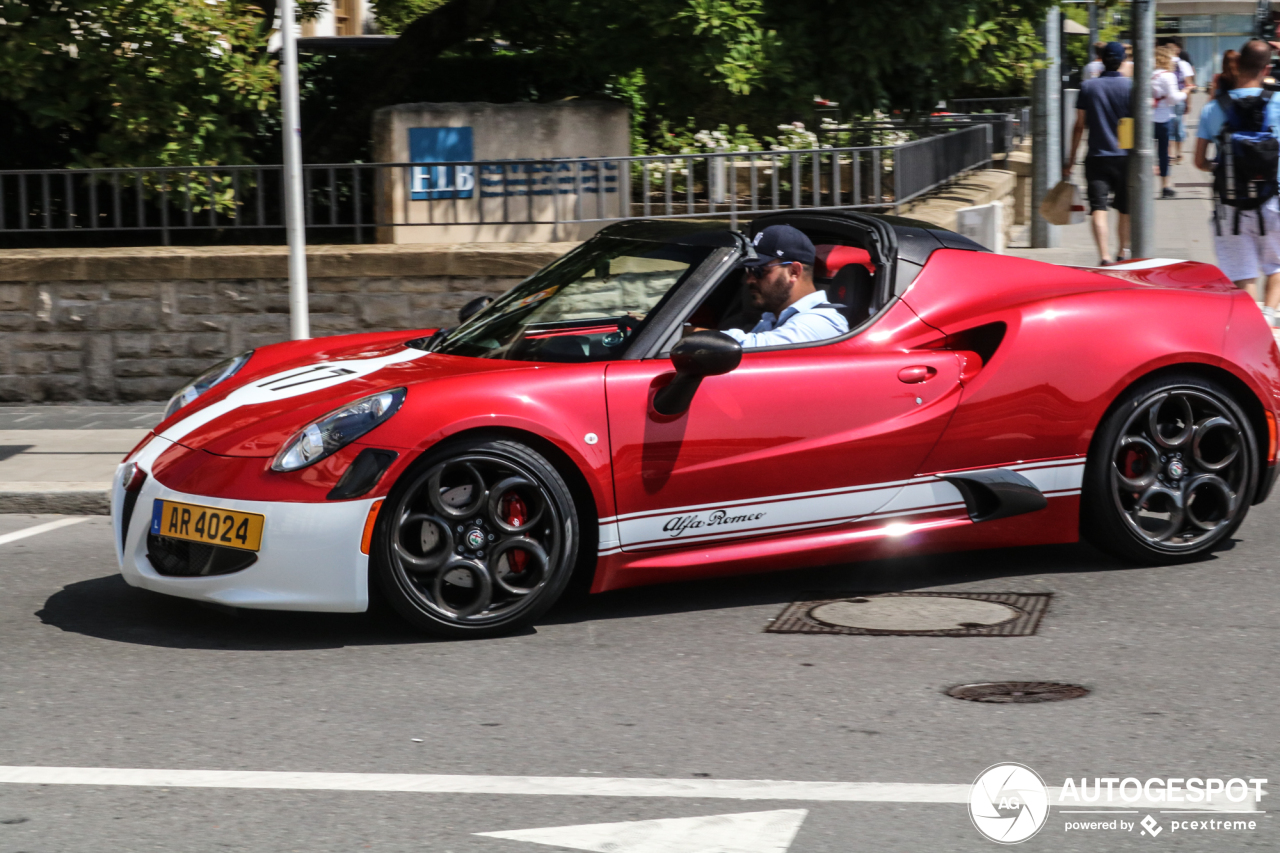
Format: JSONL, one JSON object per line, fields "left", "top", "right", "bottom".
{"left": 1039, "top": 180, "right": 1087, "bottom": 226}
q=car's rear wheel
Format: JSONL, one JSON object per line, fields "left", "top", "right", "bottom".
{"left": 371, "top": 437, "right": 579, "bottom": 638}
{"left": 1082, "top": 374, "right": 1257, "bottom": 563}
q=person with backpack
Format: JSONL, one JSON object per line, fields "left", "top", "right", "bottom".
{"left": 1195, "top": 38, "right": 1280, "bottom": 324}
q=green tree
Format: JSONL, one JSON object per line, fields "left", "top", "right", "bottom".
{"left": 0, "top": 0, "right": 279, "bottom": 168}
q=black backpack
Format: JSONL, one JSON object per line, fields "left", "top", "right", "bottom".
{"left": 1213, "top": 90, "right": 1280, "bottom": 235}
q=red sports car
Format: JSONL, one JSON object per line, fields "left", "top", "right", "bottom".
{"left": 111, "top": 212, "right": 1280, "bottom": 637}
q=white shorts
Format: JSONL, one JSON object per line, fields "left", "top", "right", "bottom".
{"left": 1213, "top": 199, "right": 1280, "bottom": 282}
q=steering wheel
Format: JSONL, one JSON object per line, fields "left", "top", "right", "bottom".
{"left": 603, "top": 314, "right": 642, "bottom": 348}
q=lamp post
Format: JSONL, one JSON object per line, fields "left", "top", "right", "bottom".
{"left": 279, "top": 0, "right": 310, "bottom": 340}
{"left": 1032, "top": 6, "right": 1062, "bottom": 248}
{"left": 1129, "top": 0, "right": 1156, "bottom": 259}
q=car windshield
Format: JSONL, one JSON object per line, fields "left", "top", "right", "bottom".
{"left": 432, "top": 236, "right": 716, "bottom": 362}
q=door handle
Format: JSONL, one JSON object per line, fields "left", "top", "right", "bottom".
{"left": 897, "top": 365, "right": 937, "bottom": 383}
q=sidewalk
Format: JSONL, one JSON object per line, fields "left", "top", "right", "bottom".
{"left": 0, "top": 406, "right": 161, "bottom": 514}
{"left": 1008, "top": 120, "right": 1216, "bottom": 267}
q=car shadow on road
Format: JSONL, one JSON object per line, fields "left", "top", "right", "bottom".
{"left": 549, "top": 538, "right": 1210, "bottom": 624}
{"left": 540, "top": 537, "right": 1228, "bottom": 625}
{"left": 35, "top": 575, "right": 436, "bottom": 651}
{"left": 36, "top": 539, "right": 1223, "bottom": 650}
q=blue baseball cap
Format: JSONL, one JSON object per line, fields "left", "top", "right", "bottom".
{"left": 744, "top": 224, "right": 816, "bottom": 267}
{"left": 1101, "top": 41, "right": 1126, "bottom": 63}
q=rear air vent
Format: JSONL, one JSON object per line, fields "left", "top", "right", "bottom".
{"left": 947, "top": 322, "right": 1006, "bottom": 365}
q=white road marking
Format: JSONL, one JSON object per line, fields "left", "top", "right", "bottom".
{"left": 476, "top": 809, "right": 808, "bottom": 853}
{"left": 0, "top": 517, "right": 88, "bottom": 546}
{"left": 0, "top": 767, "right": 1256, "bottom": 811}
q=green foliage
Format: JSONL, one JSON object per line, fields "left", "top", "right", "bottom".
{"left": 372, "top": 0, "right": 445, "bottom": 34}
{"left": 675, "top": 0, "right": 778, "bottom": 95}
{"left": 1062, "top": 4, "right": 1090, "bottom": 69}
{"left": 948, "top": 1, "right": 1050, "bottom": 92}
{"left": 3, "top": 0, "right": 1063, "bottom": 168}
{"left": 0, "top": 0, "right": 278, "bottom": 167}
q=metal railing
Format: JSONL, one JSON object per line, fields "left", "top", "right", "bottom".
{"left": 0, "top": 124, "right": 993, "bottom": 246}
{"left": 947, "top": 96, "right": 1032, "bottom": 113}
{"left": 822, "top": 114, "right": 1018, "bottom": 155}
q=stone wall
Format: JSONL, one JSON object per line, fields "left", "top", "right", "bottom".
{"left": 0, "top": 243, "right": 575, "bottom": 403}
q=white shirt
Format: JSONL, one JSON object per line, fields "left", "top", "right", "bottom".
{"left": 1176, "top": 58, "right": 1195, "bottom": 88}
{"left": 724, "top": 289, "right": 849, "bottom": 348}
{"left": 1085, "top": 60, "right": 1104, "bottom": 80}
{"left": 1152, "top": 70, "right": 1185, "bottom": 123}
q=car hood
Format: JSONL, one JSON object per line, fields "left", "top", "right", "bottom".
{"left": 155, "top": 332, "right": 535, "bottom": 457}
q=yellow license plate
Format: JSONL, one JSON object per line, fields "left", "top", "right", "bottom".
{"left": 150, "top": 500, "right": 264, "bottom": 551}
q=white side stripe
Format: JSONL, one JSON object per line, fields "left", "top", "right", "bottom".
{"left": 597, "top": 459, "right": 1085, "bottom": 554}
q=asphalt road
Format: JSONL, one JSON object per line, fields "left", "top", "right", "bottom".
{"left": 0, "top": 502, "right": 1276, "bottom": 852}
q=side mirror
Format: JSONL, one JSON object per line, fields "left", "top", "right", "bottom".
{"left": 652, "top": 331, "right": 742, "bottom": 416}
{"left": 458, "top": 296, "right": 493, "bottom": 324}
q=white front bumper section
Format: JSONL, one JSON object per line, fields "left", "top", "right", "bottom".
{"left": 112, "top": 436, "right": 375, "bottom": 613}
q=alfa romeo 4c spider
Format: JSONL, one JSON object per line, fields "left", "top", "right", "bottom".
{"left": 112, "top": 211, "right": 1280, "bottom": 636}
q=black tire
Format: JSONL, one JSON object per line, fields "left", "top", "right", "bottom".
{"left": 371, "top": 437, "right": 580, "bottom": 638}
{"left": 1081, "top": 373, "right": 1258, "bottom": 564}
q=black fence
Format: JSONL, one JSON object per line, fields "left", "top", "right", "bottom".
{"left": 894, "top": 123, "right": 995, "bottom": 203}
{"left": 0, "top": 125, "right": 993, "bottom": 247}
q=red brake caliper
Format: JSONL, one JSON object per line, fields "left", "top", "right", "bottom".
{"left": 502, "top": 493, "right": 529, "bottom": 572}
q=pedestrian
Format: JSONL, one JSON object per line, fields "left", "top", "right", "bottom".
{"left": 1084, "top": 42, "right": 1105, "bottom": 80}
{"left": 1175, "top": 46, "right": 1197, "bottom": 162}
{"left": 1163, "top": 38, "right": 1196, "bottom": 163}
{"left": 1195, "top": 39, "right": 1280, "bottom": 324}
{"left": 1120, "top": 43, "right": 1134, "bottom": 77}
{"left": 1152, "top": 46, "right": 1185, "bottom": 198}
{"left": 1212, "top": 49, "right": 1240, "bottom": 96}
{"left": 1064, "top": 42, "right": 1132, "bottom": 266}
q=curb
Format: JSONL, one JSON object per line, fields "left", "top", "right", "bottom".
{"left": 0, "top": 491, "right": 110, "bottom": 515}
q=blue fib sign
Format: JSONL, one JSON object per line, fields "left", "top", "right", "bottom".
{"left": 408, "top": 127, "right": 475, "bottom": 200}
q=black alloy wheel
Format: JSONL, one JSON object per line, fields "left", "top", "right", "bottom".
{"left": 372, "top": 438, "right": 580, "bottom": 637}
{"left": 1082, "top": 374, "right": 1258, "bottom": 563}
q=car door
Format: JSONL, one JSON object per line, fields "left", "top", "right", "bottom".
{"left": 602, "top": 337, "right": 966, "bottom": 554}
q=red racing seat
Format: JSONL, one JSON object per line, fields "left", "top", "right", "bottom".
{"left": 814, "top": 245, "right": 877, "bottom": 324}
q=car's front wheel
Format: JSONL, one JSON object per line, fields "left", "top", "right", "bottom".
{"left": 371, "top": 437, "right": 579, "bottom": 637}
{"left": 1082, "top": 374, "right": 1258, "bottom": 563}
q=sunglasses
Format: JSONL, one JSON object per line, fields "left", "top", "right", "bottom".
{"left": 743, "top": 260, "right": 795, "bottom": 279}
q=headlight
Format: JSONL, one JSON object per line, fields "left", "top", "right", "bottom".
{"left": 163, "top": 351, "right": 254, "bottom": 420}
{"left": 272, "top": 388, "right": 406, "bottom": 472}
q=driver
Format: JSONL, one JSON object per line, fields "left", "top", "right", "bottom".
{"left": 721, "top": 225, "right": 848, "bottom": 347}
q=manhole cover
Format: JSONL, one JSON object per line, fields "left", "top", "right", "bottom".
{"left": 810, "top": 597, "right": 1020, "bottom": 631}
{"left": 947, "top": 682, "right": 1089, "bottom": 703}
{"left": 767, "top": 592, "right": 1051, "bottom": 636}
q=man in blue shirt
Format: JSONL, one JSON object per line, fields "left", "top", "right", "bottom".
{"left": 721, "top": 225, "right": 848, "bottom": 348}
{"left": 1195, "top": 38, "right": 1280, "bottom": 320}
{"left": 1064, "top": 42, "right": 1133, "bottom": 266}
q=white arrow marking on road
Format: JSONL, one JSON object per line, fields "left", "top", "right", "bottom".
{"left": 476, "top": 809, "right": 808, "bottom": 853}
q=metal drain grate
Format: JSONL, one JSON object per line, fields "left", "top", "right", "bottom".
{"left": 765, "top": 592, "right": 1052, "bottom": 636}
{"left": 947, "top": 682, "right": 1089, "bottom": 703}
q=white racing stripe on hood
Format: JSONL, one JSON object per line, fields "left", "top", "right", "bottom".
{"left": 1091, "top": 257, "right": 1185, "bottom": 270}
{"left": 159, "top": 348, "right": 429, "bottom": 444}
